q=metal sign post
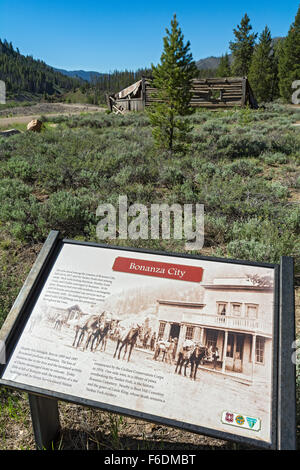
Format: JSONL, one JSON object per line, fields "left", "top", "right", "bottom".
{"left": 277, "top": 256, "right": 297, "bottom": 450}
{"left": 28, "top": 394, "right": 60, "bottom": 450}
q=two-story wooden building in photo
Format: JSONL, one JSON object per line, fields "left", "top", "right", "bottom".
{"left": 156, "top": 277, "right": 273, "bottom": 381}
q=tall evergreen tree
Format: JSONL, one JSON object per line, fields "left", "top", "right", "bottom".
{"left": 271, "top": 38, "right": 285, "bottom": 100}
{"left": 278, "top": 5, "right": 300, "bottom": 102}
{"left": 216, "top": 53, "right": 231, "bottom": 77}
{"left": 147, "top": 14, "right": 198, "bottom": 155}
{"left": 248, "top": 26, "right": 277, "bottom": 102}
{"left": 229, "top": 13, "right": 257, "bottom": 76}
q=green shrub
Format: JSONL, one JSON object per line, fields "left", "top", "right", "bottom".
{"left": 4, "top": 156, "right": 36, "bottom": 182}
{"left": 158, "top": 164, "right": 186, "bottom": 186}
{"left": 221, "top": 159, "right": 262, "bottom": 177}
{"left": 44, "top": 190, "right": 98, "bottom": 236}
{"left": 197, "top": 162, "right": 217, "bottom": 178}
{"left": 262, "top": 152, "right": 288, "bottom": 166}
{"left": 216, "top": 133, "right": 268, "bottom": 159}
{"left": 227, "top": 217, "right": 299, "bottom": 266}
{"left": 204, "top": 214, "right": 229, "bottom": 245}
{"left": 0, "top": 180, "right": 46, "bottom": 242}
{"left": 227, "top": 239, "right": 273, "bottom": 261}
{"left": 0, "top": 105, "right": 298, "bottom": 281}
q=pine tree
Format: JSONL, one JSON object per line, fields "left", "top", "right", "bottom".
{"left": 248, "top": 26, "right": 276, "bottom": 102}
{"left": 278, "top": 5, "right": 300, "bottom": 102}
{"left": 148, "top": 14, "right": 198, "bottom": 155}
{"left": 271, "top": 39, "right": 284, "bottom": 100}
{"left": 229, "top": 13, "right": 257, "bottom": 76}
{"left": 216, "top": 53, "right": 231, "bottom": 77}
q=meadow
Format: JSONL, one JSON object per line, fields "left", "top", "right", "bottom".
{"left": 0, "top": 103, "right": 299, "bottom": 449}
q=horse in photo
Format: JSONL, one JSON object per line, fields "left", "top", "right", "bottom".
{"left": 113, "top": 324, "right": 142, "bottom": 361}
{"left": 53, "top": 313, "right": 68, "bottom": 331}
{"left": 72, "top": 314, "right": 101, "bottom": 349}
{"left": 188, "top": 345, "right": 208, "bottom": 380}
{"left": 175, "top": 341, "right": 194, "bottom": 375}
{"left": 89, "top": 319, "right": 115, "bottom": 352}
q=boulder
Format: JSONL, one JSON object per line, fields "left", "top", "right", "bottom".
{"left": 0, "top": 129, "right": 22, "bottom": 137}
{"left": 27, "top": 119, "right": 43, "bottom": 132}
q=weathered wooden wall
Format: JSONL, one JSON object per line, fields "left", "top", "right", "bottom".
{"left": 114, "top": 99, "right": 144, "bottom": 112}
{"left": 144, "top": 77, "right": 257, "bottom": 109}
{"left": 108, "top": 77, "right": 258, "bottom": 112}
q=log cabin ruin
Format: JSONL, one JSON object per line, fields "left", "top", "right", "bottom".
{"left": 107, "top": 77, "right": 258, "bottom": 114}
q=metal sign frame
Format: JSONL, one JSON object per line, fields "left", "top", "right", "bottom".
{"left": 0, "top": 231, "right": 296, "bottom": 450}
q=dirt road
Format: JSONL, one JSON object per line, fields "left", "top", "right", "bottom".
{"left": 0, "top": 102, "right": 106, "bottom": 128}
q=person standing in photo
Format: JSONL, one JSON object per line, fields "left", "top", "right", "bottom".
{"left": 143, "top": 331, "right": 150, "bottom": 349}
{"left": 172, "top": 337, "right": 178, "bottom": 361}
{"left": 165, "top": 339, "right": 175, "bottom": 364}
{"left": 207, "top": 345, "right": 213, "bottom": 362}
{"left": 153, "top": 337, "right": 165, "bottom": 360}
{"left": 150, "top": 332, "right": 157, "bottom": 351}
{"left": 212, "top": 346, "right": 219, "bottom": 370}
{"left": 163, "top": 338, "right": 171, "bottom": 362}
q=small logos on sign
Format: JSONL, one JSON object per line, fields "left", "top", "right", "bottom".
{"left": 235, "top": 415, "right": 245, "bottom": 426}
{"left": 246, "top": 417, "right": 257, "bottom": 429}
{"left": 221, "top": 411, "right": 261, "bottom": 432}
{"left": 224, "top": 412, "right": 234, "bottom": 423}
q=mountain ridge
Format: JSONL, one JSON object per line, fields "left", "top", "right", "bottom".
{"left": 54, "top": 36, "right": 284, "bottom": 82}
{"left": 52, "top": 68, "right": 103, "bottom": 82}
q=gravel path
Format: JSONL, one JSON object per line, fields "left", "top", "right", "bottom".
{"left": 0, "top": 103, "right": 106, "bottom": 127}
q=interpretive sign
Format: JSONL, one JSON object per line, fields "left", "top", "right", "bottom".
{"left": 0, "top": 231, "right": 296, "bottom": 449}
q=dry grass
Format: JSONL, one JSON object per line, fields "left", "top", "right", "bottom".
{"left": 0, "top": 388, "right": 250, "bottom": 450}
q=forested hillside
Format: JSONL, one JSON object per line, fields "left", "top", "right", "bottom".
{"left": 0, "top": 39, "right": 152, "bottom": 104}
{"left": 0, "top": 39, "right": 82, "bottom": 97}
{"left": 81, "top": 68, "right": 152, "bottom": 104}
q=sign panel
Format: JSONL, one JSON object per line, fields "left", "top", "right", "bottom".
{"left": 0, "top": 237, "right": 281, "bottom": 448}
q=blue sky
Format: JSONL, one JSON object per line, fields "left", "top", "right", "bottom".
{"left": 1, "top": 1, "right": 299, "bottom": 72}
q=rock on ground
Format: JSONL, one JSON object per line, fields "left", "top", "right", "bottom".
{"left": 27, "top": 119, "right": 42, "bottom": 132}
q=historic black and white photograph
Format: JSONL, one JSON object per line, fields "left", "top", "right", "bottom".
{"left": 3, "top": 244, "right": 275, "bottom": 443}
